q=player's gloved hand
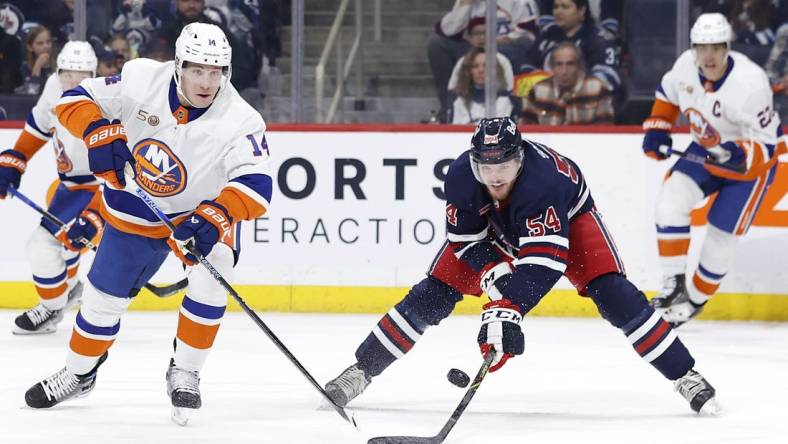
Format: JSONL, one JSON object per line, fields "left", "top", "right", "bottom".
{"left": 712, "top": 141, "right": 746, "bottom": 166}
{"left": 478, "top": 298, "right": 524, "bottom": 373}
{"left": 83, "top": 118, "right": 134, "bottom": 189}
{"left": 642, "top": 117, "right": 673, "bottom": 160}
{"left": 479, "top": 262, "right": 514, "bottom": 300}
{"left": 56, "top": 209, "right": 104, "bottom": 252}
{"left": 0, "top": 149, "right": 27, "bottom": 199}
{"left": 167, "top": 200, "right": 233, "bottom": 266}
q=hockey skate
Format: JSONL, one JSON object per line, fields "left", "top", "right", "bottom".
{"left": 650, "top": 274, "right": 687, "bottom": 310}
{"left": 13, "top": 281, "right": 84, "bottom": 335}
{"left": 674, "top": 369, "right": 722, "bottom": 415}
{"left": 324, "top": 363, "right": 371, "bottom": 407}
{"left": 25, "top": 351, "right": 108, "bottom": 408}
{"left": 662, "top": 292, "right": 706, "bottom": 328}
{"left": 166, "top": 358, "right": 201, "bottom": 426}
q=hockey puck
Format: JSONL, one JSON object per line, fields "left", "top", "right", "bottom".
{"left": 447, "top": 368, "right": 470, "bottom": 388}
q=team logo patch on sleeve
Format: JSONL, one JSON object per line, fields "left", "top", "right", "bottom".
{"left": 132, "top": 139, "right": 187, "bottom": 197}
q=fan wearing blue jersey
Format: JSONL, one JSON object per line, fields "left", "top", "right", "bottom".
{"left": 325, "top": 117, "right": 721, "bottom": 416}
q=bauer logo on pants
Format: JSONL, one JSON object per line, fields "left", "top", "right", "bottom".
{"left": 132, "top": 138, "right": 187, "bottom": 197}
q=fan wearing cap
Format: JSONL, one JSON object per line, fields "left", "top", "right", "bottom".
{"left": 24, "top": 23, "right": 273, "bottom": 426}
{"left": 0, "top": 41, "right": 104, "bottom": 337}
{"left": 323, "top": 117, "right": 721, "bottom": 417}
{"left": 641, "top": 13, "right": 784, "bottom": 326}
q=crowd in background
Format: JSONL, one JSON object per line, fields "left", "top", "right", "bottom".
{"left": 0, "top": 0, "right": 283, "bottom": 109}
{"left": 437, "top": 0, "right": 788, "bottom": 125}
{"left": 0, "top": 0, "right": 786, "bottom": 125}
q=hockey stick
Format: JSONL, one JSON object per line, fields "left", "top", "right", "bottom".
{"left": 129, "top": 182, "right": 358, "bottom": 428}
{"left": 672, "top": 149, "right": 746, "bottom": 174}
{"left": 7, "top": 187, "right": 188, "bottom": 298}
{"left": 367, "top": 353, "right": 496, "bottom": 444}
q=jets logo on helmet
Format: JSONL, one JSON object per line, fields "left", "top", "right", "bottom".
{"left": 174, "top": 22, "right": 233, "bottom": 107}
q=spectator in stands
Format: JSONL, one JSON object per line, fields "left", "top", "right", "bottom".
{"left": 107, "top": 34, "right": 132, "bottom": 66}
{"left": 428, "top": 0, "right": 540, "bottom": 122}
{"left": 15, "top": 25, "right": 53, "bottom": 95}
{"left": 111, "top": 0, "right": 163, "bottom": 60}
{"left": 536, "top": 0, "right": 623, "bottom": 39}
{"left": 448, "top": 18, "right": 515, "bottom": 95}
{"left": 765, "top": 23, "right": 788, "bottom": 122}
{"left": 93, "top": 44, "right": 121, "bottom": 76}
{"left": 447, "top": 47, "right": 518, "bottom": 124}
{"left": 155, "top": 0, "right": 255, "bottom": 90}
{"left": 0, "top": 3, "right": 24, "bottom": 92}
{"left": 520, "top": 42, "right": 613, "bottom": 125}
{"left": 10, "top": 0, "right": 113, "bottom": 44}
{"left": 522, "top": 0, "right": 621, "bottom": 95}
{"left": 139, "top": 35, "right": 173, "bottom": 61}
{"left": 0, "top": 27, "right": 22, "bottom": 93}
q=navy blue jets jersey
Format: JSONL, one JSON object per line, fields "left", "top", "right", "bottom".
{"left": 444, "top": 138, "right": 595, "bottom": 312}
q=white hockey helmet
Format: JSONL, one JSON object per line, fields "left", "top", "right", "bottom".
{"left": 174, "top": 22, "right": 232, "bottom": 106}
{"left": 690, "top": 13, "right": 732, "bottom": 46}
{"left": 57, "top": 41, "right": 97, "bottom": 76}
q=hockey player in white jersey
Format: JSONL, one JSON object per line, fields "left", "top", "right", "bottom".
{"left": 0, "top": 41, "right": 102, "bottom": 335}
{"left": 24, "top": 23, "right": 273, "bottom": 426}
{"left": 641, "top": 13, "right": 785, "bottom": 326}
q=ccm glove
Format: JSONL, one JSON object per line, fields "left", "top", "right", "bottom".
{"left": 167, "top": 200, "right": 233, "bottom": 265}
{"left": 56, "top": 209, "right": 104, "bottom": 252}
{"left": 84, "top": 119, "right": 134, "bottom": 189}
{"left": 642, "top": 117, "right": 673, "bottom": 160}
{"left": 478, "top": 298, "right": 524, "bottom": 373}
{"left": 0, "top": 149, "right": 27, "bottom": 198}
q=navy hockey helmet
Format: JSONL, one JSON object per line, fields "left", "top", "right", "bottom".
{"left": 469, "top": 117, "right": 524, "bottom": 185}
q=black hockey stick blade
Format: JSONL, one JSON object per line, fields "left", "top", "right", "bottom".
{"left": 143, "top": 278, "right": 188, "bottom": 297}
{"left": 367, "top": 353, "right": 495, "bottom": 444}
{"left": 673, "top": 150, "right": 746, "bottom": 174}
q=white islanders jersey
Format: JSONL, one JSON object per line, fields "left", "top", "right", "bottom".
{"left": 57, "top": 58, "right": 273, "bottom": 238}
{"left": 26, "top": 73, "right": 96, "bottom": 188}
{"left": 656, "top": 50, "right": 781, "bottom": 158}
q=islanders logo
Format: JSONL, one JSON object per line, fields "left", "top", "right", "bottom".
{"left": 132, "top": 139, "right": 187, "bottom": 197}
{"left": 51, "top": 131, "right": 73, "bottom": 173}
{"left": 684, "top": 108, "right": 721, "bottom": 148}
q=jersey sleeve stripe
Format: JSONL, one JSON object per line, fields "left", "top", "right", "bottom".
{"left": 217, "top": 179, "right": 271, "bottom": 221}
{"left": 24, "top": 113, "right": 50, "bottom": 140}
{"left": 512, "top": 255, "right": 567, "bottom": 273}
{"left": 518, "top": 245, "right": 569, "bottom": 262}
{"left": 568, "top": 183, "right": 590, "bottom": 219}
{"left": 519, "top": 234, "right": 568, "bottom": 248}
{"left": 447, "top": 226, "right": 488, "bottom": 242}
{"left": 61, "top": 85, "right": 94, "bottom": 100}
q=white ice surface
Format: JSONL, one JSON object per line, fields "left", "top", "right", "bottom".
{"left": 1, "top": 311, "right": 787, "bottom": 444}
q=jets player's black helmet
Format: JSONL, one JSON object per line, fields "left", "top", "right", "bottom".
{"left": 469, "top": 117, "right": 524, "bottom": 185}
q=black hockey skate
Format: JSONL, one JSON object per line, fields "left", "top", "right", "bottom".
{"left": 13, "top": 281, "right": 84, "bottom": 335}
{"left": 325, "top": 363, "right": 371, "bottom": 407}
{"left": 674, "top": 369, "right": 721, "bottom": 415}
{"left": 662, "top": 289, "right": 706, "bottom": 328}
{"left": 650, "top": 274, "right": 687, "bottom": 309}
{"left": 166, "top": 358, "right": 201, "bottom": 426}
{"left": 25, "top": 351, "right": 108, "bottom": 408}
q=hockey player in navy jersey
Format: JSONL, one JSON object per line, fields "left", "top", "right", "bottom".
{"left": 326, "top": 117, "right": 721, "bottom": 416}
